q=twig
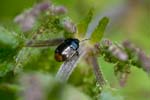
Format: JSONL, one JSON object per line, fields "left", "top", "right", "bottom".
{"left": 90, "top": 55, "right": 107, "bottom": 88}
{"left": 25, "top": 38, "right": 64, "bottom": 47}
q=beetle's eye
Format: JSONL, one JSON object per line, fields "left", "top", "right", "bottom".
{"left": 74, "top": 39, "right": 79, "bottom": 44}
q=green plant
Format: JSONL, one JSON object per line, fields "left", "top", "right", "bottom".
{"left": 0, "top": 1, "right": 149, "bottom": 100}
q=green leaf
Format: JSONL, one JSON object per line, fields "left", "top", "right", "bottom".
{"left": 0, "top": 62, "right": 14, "bottom": 77}
{"left": 77, "top": 8, "right": 94, "bottom": 37}
{"left": 0, "top": 26, "right": 18, "bottom": 48}
{"left": 0, "top": 26, "right": 24, "bottom": 76}
{"left": 90, "top": 17, "right": 109, "bottom": 44}
{"left": 0, "top": 26, "right": 22, "bottom": 63}
{"left": 99, "top": 87, "right": 124, "bottom": 100}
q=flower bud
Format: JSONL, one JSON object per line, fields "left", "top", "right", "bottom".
{"left": 101, "top": 39, "right": 112, "bottom": 47}
{"left": 138, "top": 51, "right": 150, "bottom": 73}
{"left": 109, "top": 45, "right": 128, "bottom": 61}
{"left": 53, "top": 6, "right": 67, "bottom": 15}
{"left": 63, "top": 20, "right": 77, "bottom": 33}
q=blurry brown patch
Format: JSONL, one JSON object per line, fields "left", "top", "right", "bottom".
{"left": 55, "top": 53, "right": 63, "bottom": 62}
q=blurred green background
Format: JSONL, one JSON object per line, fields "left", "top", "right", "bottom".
{"left": 0, "top": 0, "right": 150, "bottom": 100}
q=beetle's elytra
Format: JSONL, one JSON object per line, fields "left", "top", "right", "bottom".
{"left": 55, "top": 38, "right": 79, "bottom": 62}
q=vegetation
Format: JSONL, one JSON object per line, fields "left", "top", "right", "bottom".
{"left": 0, "top": 0, "right": 149, "bottom": 100}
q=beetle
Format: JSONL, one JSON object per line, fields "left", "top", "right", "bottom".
{"left": 54, "top": 38, "right": 79, "bottom": 62}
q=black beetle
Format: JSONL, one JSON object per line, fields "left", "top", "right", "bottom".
{"left": 55, "top": 38, "right": 79, "bottom": 62}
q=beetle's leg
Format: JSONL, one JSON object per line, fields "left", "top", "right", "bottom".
{"left": 76, "top": 50, "right": 79, "bottom": 56}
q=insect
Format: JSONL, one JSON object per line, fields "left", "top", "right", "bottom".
{"left": 26, "top": 38, "right": 88, "bottom": 62}
{"left": 55, "top": 38, "right": 79, "bottom": 62}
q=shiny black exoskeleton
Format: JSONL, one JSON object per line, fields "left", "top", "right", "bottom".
{"left": 55, "top": 38, "right": 79, "bottom": 62}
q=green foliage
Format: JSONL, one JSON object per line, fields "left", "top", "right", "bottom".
{"left": 0, "top": 47, "right": 17, "bottom": 62}
{"left": 99, "top": 87, "right": 124, "bottom": 100}
{"left": 0, "top": 27, "right": 18, "bottom": 47}
{"left": 0, "top": 0, "right": 149, "bottom": 100}
{"left": 0, "top": 26, "right": 23, "bottom": 77}
{"left": 90, "top": 17, "right": 109, "bottom": 44}
{"left": 77, "top": 8, "right": 94, "bottom": 37}
{"left": 0, "top": 62, "right": 14, "bottom": 77}
{"left": 38, "top": 15, "right": 63, "bottom": 35}
{"left": 0, "top": 89, "right": 16, "bottom": 100}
